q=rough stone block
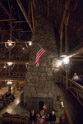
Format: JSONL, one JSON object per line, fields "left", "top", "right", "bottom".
{"left": 47, "top": 72, "right": 53, "bottom": 76}
{"left": 39, "top": 77, "right": 47, "bottom": 81}
{"left": 31, "top": 92, "right": 37, "bottom": 97}
{"left": 37, "top": 93, "right": 48, "bottom": 97}
{"left": 27, "top": 83, "right": 35, "bottom": 86}
{"left": 29, "top": 87, "right": 36, "bottom": 92}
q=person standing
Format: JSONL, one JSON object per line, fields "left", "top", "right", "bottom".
{"left": 30, "top": 109, "right": 36, "bottom": 124}
{"left": 36, "top": 110, "right": 45, "bottom": 124}
{"left": 49, "top": 110, "right": 56, "bottom": 124}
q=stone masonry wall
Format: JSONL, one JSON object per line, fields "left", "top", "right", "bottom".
{"left": 23, "top": 14, "right": 60, "bottom": 112}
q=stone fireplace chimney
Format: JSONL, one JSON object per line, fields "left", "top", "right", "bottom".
{"left": 23, "top": 14, "right": 60, "bottom": 113}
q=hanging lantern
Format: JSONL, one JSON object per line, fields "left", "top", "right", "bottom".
{"left": 5, "top": 40, "right": 16, "bottom": 48}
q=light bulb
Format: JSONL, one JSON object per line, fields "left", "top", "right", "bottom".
{"left": 7, "top": 62, "right": 12, "bottom": 66}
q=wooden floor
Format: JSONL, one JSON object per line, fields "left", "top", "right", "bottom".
{"left": 57, "top": 84, "right": 83, "bottom": 124}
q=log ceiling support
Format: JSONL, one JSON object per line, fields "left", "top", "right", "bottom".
{"left": 0, "top": 77, "right": 24, "bottom": 81}
{"left": 32, "top": 0, "right": 37, "bottom": 10}
{"left": 0, "top": 19, "right": 15, "bottom": 22}
{"left": 16, "top": 0, "right": 33, "bottom": 32}
{"left": 0, "top": 29, "right": 31, "bottom": 33}
{"left": 28, "top": 0, "right": 31, "bottom": 20}
{"left": 71, "top": 41, "right": 83, "bottom": 53}
{"left": 31, "top": 1, "right": 35, "bottom": 32}
{"left": 65, "top": 6, "right": 70, "bottom": 54}
{"left": 0, "top": 61, "right": 29, "bottom": 65}
{"left": 60, "top": 25, "right": 63, "bottom": 55}
{"left": 71, "top": 59, "right": 83, "bottom": 62}
{"left": 60, "top": 0, "right": 70, "bottom": 89}
{"left": 65, "top": 65, "right": 69, "bottom": 89}
{"left": 59, "top": 0, "right": 70, "bottom": 55}
{"left": 0, "top": 3, "right": 10, "bottom": 16}
{"left": 70, "top": 47, "right": 83, "bottom": 57}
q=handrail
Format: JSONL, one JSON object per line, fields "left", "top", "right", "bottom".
{"left": 0, "top": 117, "right": 28, "bottom": 124}
{"left": 68, "top": 87, "right": 83, "bottom": 93}
{"left": 61, "top": 75, "right": 83, "bottom": 106}
{"left": 68, "top": 79, "right": 83, "bottom": 90}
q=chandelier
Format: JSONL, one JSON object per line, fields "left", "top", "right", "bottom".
{"left": 5, "top": 40, "right": 16, "bottom": 48}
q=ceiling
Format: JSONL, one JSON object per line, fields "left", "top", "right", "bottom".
{"left": 0, "top": 0, "right": 83, "bottom": 81}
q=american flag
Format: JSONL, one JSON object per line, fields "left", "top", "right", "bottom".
{"left": 36, "top": 46, "right": 45, "bottom": 67}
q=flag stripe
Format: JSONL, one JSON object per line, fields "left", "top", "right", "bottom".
{"left": 36, "top": 46, "right": 45, "bottom": 67}
{"left": 36, "top": 49, "right": 45, "bottom": 61}
{"left": 36, "top": 49, "right": 45, "bottom": 60}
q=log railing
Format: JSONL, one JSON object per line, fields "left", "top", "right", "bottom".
{"left": 61, "top": 75, "right": 83, "bottom": 106}
{"left": 0, "top": 117, "right": 28, "bottom": 124}
{"left": 0, "top": 71, "right": 26, "bottom": 78}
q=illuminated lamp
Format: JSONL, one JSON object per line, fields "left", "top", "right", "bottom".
{"left": 5, "top": 40, "right": 16, "bottom": 48}
{"left": 62, "top": 57, "right": 69, "bottom": 64}
{"left": 28, "top": 41, "right": 32, "bottom": 46}
{"left": 7, "top": 81, "right": 12, "bottom": 85}
{"left": 7, "top": 62, "right": 13, "bottom": 66}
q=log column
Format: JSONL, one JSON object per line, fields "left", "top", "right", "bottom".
{"left": 0, "top": 81, "right": 2, "bottom": 89}
{"left": 65, "top": 65, "right": 68, "bottom": 89}
{"left": 8, "top": 84, "right": 11, "bottom": 92}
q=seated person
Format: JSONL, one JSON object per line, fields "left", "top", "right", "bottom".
{"left": 72, "top": 73, "right": 83, "bottom": 85}
{"left": 30, "top": 109, "right": 36, "bottom": 124}
{"left": 6, "top": 92, "right": 11, "bottom": 97}
{"left": 72, "top": 73, "right": 79, "bottom": 81}
{"left": 49, "top": 110, "right": 56, "bottom": 124}
{"left": 36, "top": 110, "right": 45, "bottom": 124}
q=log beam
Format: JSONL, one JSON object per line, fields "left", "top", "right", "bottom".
{"left": 0, "top": 61, "right": 29, "bottom": 65}
{"left": 16, "top": 0, "right": 33, "bottom": 32}
{"left": 31, "top": 1, "right": 35, "bottom": 31}
{"left": 0, "top": 77, "right": 24, "bottom": 81}
{"left": 59, "top": 0, "right": 70, "bottom": 55}
{"left": 0, "top": 29, "right": 31, "bottom": 32}
{"left": 0, "top": 3, "right": 10, "bottom": 16}
{"left": 0, "top": 18, "right": 15, "bottom": 22}
{"left": 71, "top": 59, "right": 83, "bottom": 62}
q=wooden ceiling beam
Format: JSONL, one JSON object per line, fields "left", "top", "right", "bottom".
{"left": 31, "top": 1, "right": 35, "bottom": 31}
{"left": 16, "top": 0, "right": 33, "bottom": 32}
{"left": 28, "top": 0, "right": 31, "bottom": 20}
{"left": 71, "top": 42, "right": 83, "bottom": 53}
{"left": 71, "top": 59, "right": 83, "bottom": 62}
{"left": 0, "top": 3, "right": 10, "bottom": 16}
{"left": 0, "top": 29, "right": 31, "bottom": 32}
{"left": 69, "top": 47, "right": 83, "bottom": 58}
{"left": 0, "top": 77, "right": 24, "bottom": 81}
{"left": 0, "top": 18, "right": 15, "bottom": 22}
{"left": 0, "top": 61, "right": 29, "bottom": 65}
{"left": 0, "top": 41, "right": 31, "bottom": 44}
{"left": 59, "top": 0, "right": 70, "bottom": 55}
{"left": 73, "top": 55, "right": 83, "bottom": 58}
{"left": 13, "top": 20, "right": 27, "bottom": 23}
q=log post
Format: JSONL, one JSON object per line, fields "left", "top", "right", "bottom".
{"left": 0, "top": 81, "right": 2, "bottom": 89}
{"left": 8, "top": 84, "right": 11, "bottom": 92}
{"left": 60, "top": 25, "right": 63, "bottom": 55}
{"left": 65, "top": 65, "right": 68, "bottom": 89}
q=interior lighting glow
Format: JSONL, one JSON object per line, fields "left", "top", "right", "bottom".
{"left": 63, "top": 57, "right": 69, "bottom": 64}
{"left": 7, "top": 62, "right": 13, "bottom": 66}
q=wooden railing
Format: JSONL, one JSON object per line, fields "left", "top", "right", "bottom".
{"left": 0, "top": 117, "right": 28, "bottom": 124}
{"left": 0, "top": 71, "right": 26, "bottom": 80}
{"left": 61, "top": 75, "right": 83, "bottom": 106}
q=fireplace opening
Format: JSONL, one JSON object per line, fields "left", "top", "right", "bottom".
{"left": 27, "top": 97, "right": 53, "bottom": 113}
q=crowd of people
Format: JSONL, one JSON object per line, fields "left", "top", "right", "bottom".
{"left": 29, "top": 101, "right": 66, "bottom": 124}
{"left": 29, "top": 109, "right": 56, "bottom": 124}
{"left": 0, "top": 92, "right": 15, "bottom": 110}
